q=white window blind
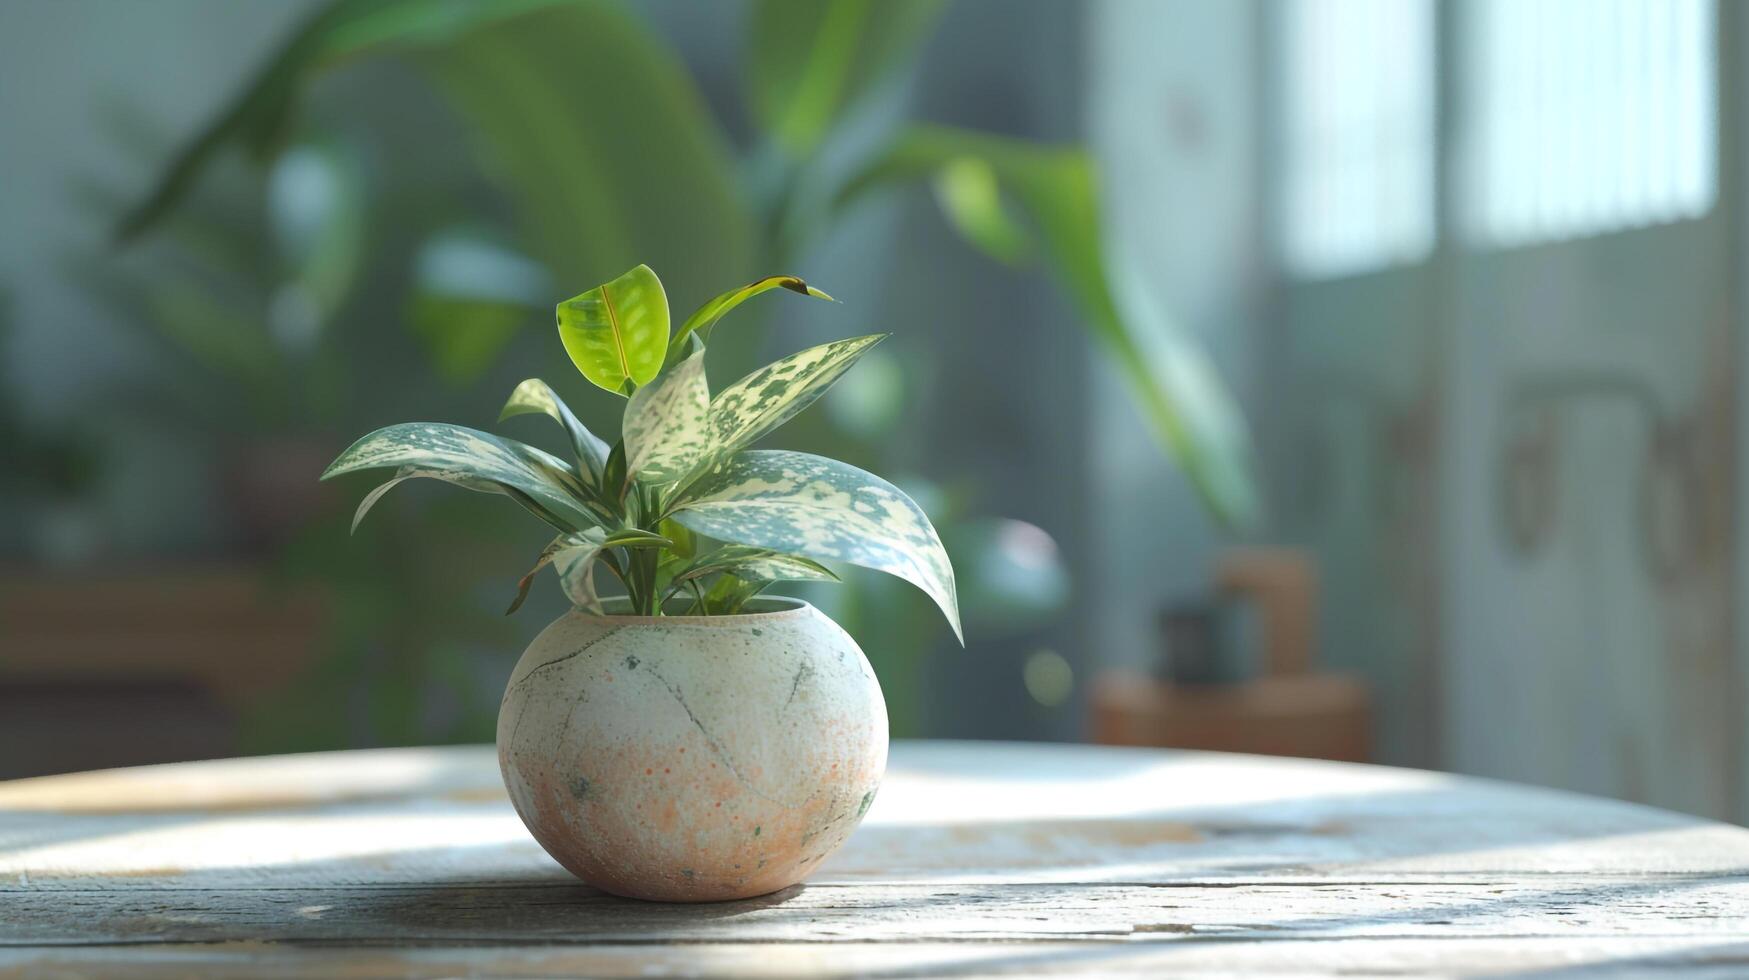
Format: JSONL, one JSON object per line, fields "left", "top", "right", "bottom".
{"left": 1278, "top": 0, "right": 1437, "bottom": 280}
{"left": 1462, "top": 0, "right": 1717, "bottom": 248}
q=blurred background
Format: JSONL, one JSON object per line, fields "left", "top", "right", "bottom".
{"left": 2, "top": 0, "right": 1743, "bottom": 826}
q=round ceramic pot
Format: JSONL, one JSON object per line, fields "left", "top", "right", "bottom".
{"left": 496, "top": 598, "right": 887, "bottom": 902}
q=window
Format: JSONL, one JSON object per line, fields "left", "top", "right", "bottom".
{"left": 1278, "top": 0, "right": 1438, "bottom": 280}
{"left": 1462, "top": 0, "right": 1717, "bottom": 247}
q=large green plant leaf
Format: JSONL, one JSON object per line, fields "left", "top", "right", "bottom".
{"left": 623, "top": 349, "right": 711, "bottom": 485}
{"left": 666, "top": 275, "right": 834, "bottom": 366}
{"left": 671, "top": 450, "right": 961, "bottom": 642}
{"left": 499, "top": 378, "right": 611, "bottom": 482}
{"left": 409, "top": 231, "right": 550, "bottom": 383}
{"left": 121, "top": 0, "right": 756, "bottom": 362}
{"left": 323, "top": 421, "right": 598, "bottom": 530}
{"left": 747, "top": 0, "right": 945, "bottom": 155}
{"left": 116, "top": 0, "right": 576, "bottom": 241}
{"left": 839, "top": 125, "right": 1259, "bottom": 529}
{"left": 930, "top": 156, "right": 1030, "bottom": 265}
{"left": 418, "top": 5, "right": 754, "bottom": 312}
{"left": 707, "top": 334, "right": 886, "bottom": 460}
{"left": 557, "top": 265, "right": 671, "bottom": 395}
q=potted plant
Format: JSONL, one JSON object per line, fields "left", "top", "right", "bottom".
{"left": 325, "top": 265, "right": 959, "bottom": 901}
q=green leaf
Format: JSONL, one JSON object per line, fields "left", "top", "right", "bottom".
{"left": 666, "top": 275, "right": 835, "bottom": 366}
{"left": 600, "top": 527, "right": 672, "bottom": 549}
{"left": 351, "top": 465, "right": 491, "bottom": 532}
{"left": 408, "top": 230, "right": 549, "bottom": 383}
{"left": 726, "top": 551, "right": 840, "bottom": 584}
{"left": 323, "top": 421, "right": 598, "bottom": 531}
{"left": 121, "top": 0, "right": 757, "bottom": 327}
{"left": 553, "top": 544, "right": 606, "bottom": 613}
{"left": 418, "top": 5, "right": 754, "bottom": 327}
{"left": 838, "top": 125, "right": 1260, "bottom": 529}
{"left": 116, "top": 0, "right": 579, "bottom": 242}
{"left": 507, "top": 528, "right": 609, "bottom": 616}
{"left": 557, "top": 264, "right": 670, "bottom": 395}
{"left": 671, "top": 450, "right": 961, "bottom": 642}
{"left": 601, "top": 439, "right": 628, "bottom": 501}
{"left": 351, "top": 466, "right": 581, "bottom": 536}
{"left": 931, "top": 156, "right": 1030, "bottom": 265}
{"left": 700, "top": 573, "right": 770, "bottom": 615}
{"left": 747, "top": 0, "right": 945, "bottom": 155}
{"left": 408, "top": 295, "right": 527, "bottom": 385}
{"left": 499, "top": 378, "right": 611, "bottom": 482}
{"left": 623, "top": 349, "right": 711, "bottom": 485}
{"left": 707, "top": 334, "right": 886, "bottom": 461}
{"left": 670, "top": 544, "right": 839, "bottom": 586}
{"left": 659, "top": 517, "right": 697, "bottom": 559}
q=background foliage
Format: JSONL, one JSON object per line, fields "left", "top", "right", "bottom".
{"left": 58, "top": 0, "right": 1254, "bottom": 747}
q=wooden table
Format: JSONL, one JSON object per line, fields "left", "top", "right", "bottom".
{"left": 3, "top": 742, "right": 1747, "bottom": 977}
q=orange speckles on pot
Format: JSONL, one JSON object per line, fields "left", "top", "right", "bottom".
{"left": 497, "top": 601, "right": 886, "bottom": 902}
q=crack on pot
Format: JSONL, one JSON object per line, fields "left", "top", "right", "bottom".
{"left": 785, "top": 660, "right": 814, "bottom": 708}
{"left": 554, "top": 686, "right": 591, "bottom": 755}
{"left": 644, "top": 661, "right": 801, "bottom": 809}
{"left": 510, "top": 628, "right": 624, "bottom": 694}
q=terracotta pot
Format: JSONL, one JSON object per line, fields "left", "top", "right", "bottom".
{"left": 496, "top": 598, "right": 887, "bottom": 902}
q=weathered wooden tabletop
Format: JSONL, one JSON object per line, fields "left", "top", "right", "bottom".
{"left": 2, "top": 741, "right": 1747, "bottom": 977}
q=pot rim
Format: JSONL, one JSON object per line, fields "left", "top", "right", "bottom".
{"left": 575, "top": 595, "right": 813, "bottom": 626}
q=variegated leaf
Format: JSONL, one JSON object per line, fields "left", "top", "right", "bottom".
{"left": 323, "top": 422, "right": 598, "bottom": 531}
{"left": 352, "top": 466, "right": 495, "bottom": 533}
{"left": 669, "top": 544, "right": 839, "bottom": 585}
{"left": 707, "top": 334, "right": 886, "bottom": 459}
{"left": 722, "top": 550, "right": 840, "bottom": 583}
{"left": 623, "top": 349, "right": 711, "bottom": 484}
{"left": 504, "top": 526, "right": 670, "bottom": 615}
{"left": 498, "top": 378, "right": 611, "bottom": 481}
{"left": 556, "top": 264, "right": 670, "bottom": 395}
{"left": 670, "top": 450, "right": 961, "bottom": 642}
{"left": 507, "top": 529, "right": 606, "bottom": 615}
{"left": 554, "top": 546, "right": 605, "bottom": 614}
{"left": 665, "top": 274, "right": 834, "bottom": 365}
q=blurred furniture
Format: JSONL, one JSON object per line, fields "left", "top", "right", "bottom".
{"left": 1090, "top": 549, "right": 1372, "bottom": 761}
{"left": 4, "top": 741, "right": 1746, "bottom": 976}
{"left": 0, "top": 565, "right": 322, "bottom": 778}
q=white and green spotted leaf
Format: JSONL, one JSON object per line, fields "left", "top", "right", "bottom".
{"left": 723, "top": 549, "right": 840, "bottom": 583}
{"left": 670, "top": 449, "right": 961, "bottom": 642}
{"left": 668, "top": 544, "right": 839, "bottom": 586}
{"left": 707, "top": 334, "right": 886, "bottom": 458}
{"left": 507, "top": 529, "right": 605, "bottom": 615}
{"left": 351, "top": 466, "right": 492, "bottom": 533}
{"left": 665, "top": 274, "right": 835, "bottom": 366}
{"left": 623, "top": 349, "right": 711, "bottom": 485}
{"left": 556, "top": 264, "right": 670, "bottom": 395}
{"left": 505, "top": 526, "right": 669, "bottom": 614}
{"left": 323, "top": 422, "right": 598, "bottom": 531}
{"left": 499, "top": 378, "right": 611, "bottom": 481}
{"left": 352, "top": 466, "right": 585, "bottom": 536}
{"left": 553, "top": 545, "right": 605, "bottom": 614}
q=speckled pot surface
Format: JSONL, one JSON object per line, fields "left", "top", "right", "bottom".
{"left": 496, "top": 598, "right": 887, "bottom": 902}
